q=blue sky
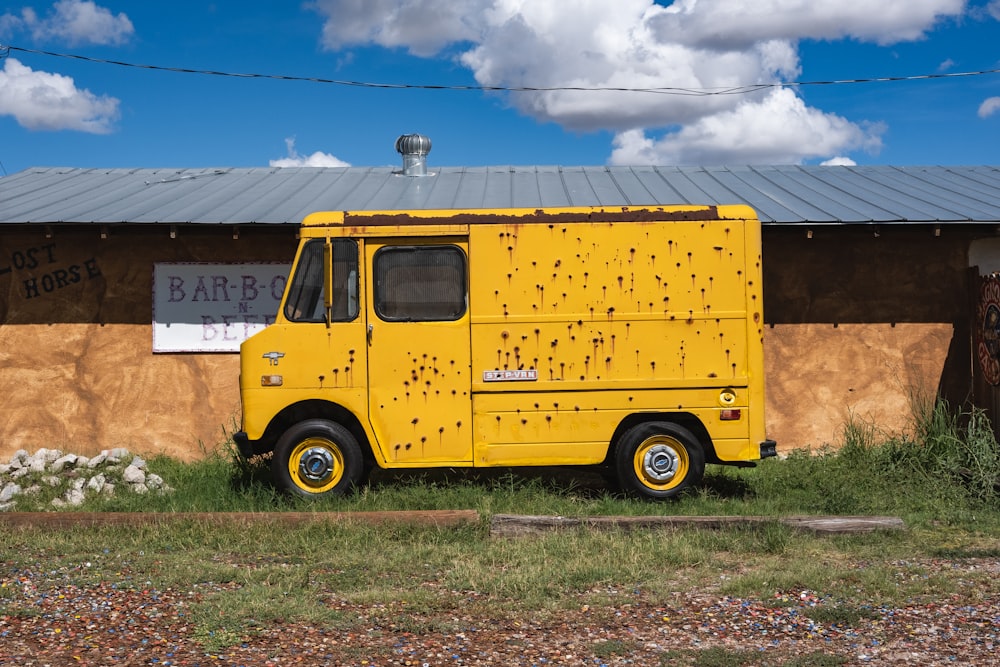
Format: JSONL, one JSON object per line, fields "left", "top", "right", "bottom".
{"left": 0, "top": 0, "right": 999, "bottom": 175}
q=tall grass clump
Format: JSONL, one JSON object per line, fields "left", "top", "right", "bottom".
{"left": 717, "top": 397, "right": 1000, "bottom": 521}
{"left": 833, "top": 399, "right": 1000, "bottom": 514}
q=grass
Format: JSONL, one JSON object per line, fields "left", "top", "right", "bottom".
{"left": 2, "top": 399, "right": 999, "bottom": 661}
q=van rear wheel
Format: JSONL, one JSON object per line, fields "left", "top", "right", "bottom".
{"left": 272, "top": 419, "right": 363, "bottom": 498}
{"left": 616, "top": 422, "right": 705, "bottom": 500}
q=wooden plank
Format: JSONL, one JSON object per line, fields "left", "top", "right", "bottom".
{"left": 0, "top": 511, "right": 904, "bottom": 535}
{"left": 778, "top": 515, "right": 906, "bottom": 534}
{"left": 0, "top": 510, "right": 480, "bottom": 529}
{"left": 489, "top": 514, "right": 905, "bottom": 537}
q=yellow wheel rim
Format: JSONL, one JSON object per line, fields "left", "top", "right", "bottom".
{"left": 287, "top": 437, "right": 345, "bottom": 494}
{"left": 632, "top": 435, "right": 689, "bottom": 492}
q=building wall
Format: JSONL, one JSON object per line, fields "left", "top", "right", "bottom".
{"left": 0, "top": 225, "right": 297, "bottom": 460}
{"left": 0, "top": 222, "right": 981, "bottom": 461}
{"left": 762, "top": 225, "right": 974, "bottom": 450}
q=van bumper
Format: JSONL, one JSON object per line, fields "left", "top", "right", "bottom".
{"left": 233, "top": 431, "right": 254, "bottom": 460}
{"left": 760, "top": 440, "right": 778, "bottom": 459}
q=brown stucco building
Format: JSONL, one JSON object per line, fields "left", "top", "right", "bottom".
{"left": 2, "top": 162, "right": 999, "bottom": 461}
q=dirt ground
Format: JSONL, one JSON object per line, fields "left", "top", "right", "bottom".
{"left": 1, "top": 557, "right": 998, "bottom": 666}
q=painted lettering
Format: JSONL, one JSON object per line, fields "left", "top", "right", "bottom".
{"left": 201, "top": 315, "right": 218, "bottom": 340}
{"left": 13, "top": 249, "right": 38, "bottom": 270}
{"left": 270, "top": 275, "right": 286, "bottom": 300}
{"left": 191, "top": 276, "right": 210, "bottom": 302}
{"left": 201, "top": 313, "right": 268, "bottom": 342}
{"left": 168, "top": 276, "right": 185, "bottom": 302}
{"left": 219, "top": 314, "right": 237, "bottom": 340}
{"left": 241, "top": 275, "right": 259, "bottom": 301}
{"left": 212, "top": 275, "right": 231, "bottom": 302}
{"left": 52, "top": 268, "right": 70, "bottom": 289}
{"left": 2, "top": 243, "right": 59, "bottom": 277}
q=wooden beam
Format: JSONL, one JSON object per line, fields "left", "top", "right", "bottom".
{"left": 489, "top": 514, "right": 905, "bottom": 537}
{"left": 0, "top": 510, "right": 480, "bottom": 529}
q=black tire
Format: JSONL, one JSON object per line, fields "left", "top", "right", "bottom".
{"left": 615, "top": 421, "right": 705, "bottom": 500}
{"left": 271, "top": 419, "right": 364, "bottom": 498}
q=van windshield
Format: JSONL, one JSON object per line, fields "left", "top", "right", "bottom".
{"left": 283, "top": 239, "right": 359, "bottom": 322}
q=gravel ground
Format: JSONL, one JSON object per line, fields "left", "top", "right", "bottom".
{"left": 2, "top": 558, "right": 998, "bottom": 666}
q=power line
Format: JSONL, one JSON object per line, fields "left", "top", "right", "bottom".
{"left": 2, "top": 43, "right": 998, "bottom": 96}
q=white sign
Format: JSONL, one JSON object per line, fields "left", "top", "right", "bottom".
{"left": 153, "top": 263, "right": 290, "bottom": 353}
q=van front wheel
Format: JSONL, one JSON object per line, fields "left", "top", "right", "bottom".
{"left": 272, "top": 419, "right": 363, "bottom": 498}
{"left": 616, "top": 422, "right": 705, "bottom": 500}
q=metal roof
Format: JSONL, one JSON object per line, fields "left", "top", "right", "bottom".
{"left": 2, "top": 164, "right": 1000, "bottom": 226}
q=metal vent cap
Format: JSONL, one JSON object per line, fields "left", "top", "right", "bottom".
{"left": 395, "top": 133, "right": 432, "bottom": 176}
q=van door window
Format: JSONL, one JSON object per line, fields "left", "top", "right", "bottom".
{"left": 373, "top": 245, "right": 467, "bottom": 321}
{"left": 284, "top": 239, "right": 359, "bottom": 322}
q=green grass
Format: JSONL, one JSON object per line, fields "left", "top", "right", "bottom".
{"left": 2, "top": 399, "right": 999, "bottom": 659}
{"left": 27, "top": 400, "right": 995, "bottom": 530}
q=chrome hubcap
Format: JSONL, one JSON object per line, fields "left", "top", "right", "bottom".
{"left": 298, "top": 447, "right": 335, "bottom": 483}
{"left": 643, "top": 444, "right": 679, "bottom": 482}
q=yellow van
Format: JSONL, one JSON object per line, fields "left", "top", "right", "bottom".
{"left": 233, "top": 205, "right": 776, "bottom": 499}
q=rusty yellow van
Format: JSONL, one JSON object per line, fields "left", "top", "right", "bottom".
{"left": 233, "top": 205, "right": 775, "bottom": 500}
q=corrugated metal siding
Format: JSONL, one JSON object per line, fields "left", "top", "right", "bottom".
{"left": 2, "top": 165, "right": 999, "bottom": 226}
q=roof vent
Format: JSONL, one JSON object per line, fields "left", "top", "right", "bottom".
{"left": 395, "top": 133, "right": 432, "bottom": 176}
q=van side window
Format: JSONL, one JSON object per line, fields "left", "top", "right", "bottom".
{"left": 284, "top": 239, "right": 359, "bottom": 322}
{"left": 373, "top": 245, "right": 467, "bottom": 321}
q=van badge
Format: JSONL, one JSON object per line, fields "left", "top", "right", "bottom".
{"left": 263, "top": 351, "right": 285, "bottom": 366}
{"left": 483, "top": 369, "right": 538, "bottom": 382}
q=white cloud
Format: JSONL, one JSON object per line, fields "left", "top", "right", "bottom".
{"left": 608, "top": 89, "right": 884, "bottom": 165}
{"left": 821, "top": 156, "right": 858, "bottom": 166}
{"left": 310, "top": 0, "right": 481, "bottom": 57}
{"left": 270, "top": 137, "right": 350, "bottom": 168}
{"left": 649, "top": 0, "right": 964, "bottom": 48}
{"left": 979, "top": 97, "right": 1000, "bottom": 119}
{"left": 0, "top": 57, "right": 119, "bottom": 132}
{"left": 989, "top": 0, "right": 1000, "bottom": 20}
{"left": 5, "top": 0, "right": 134, "bottom": 46}
{"left": 309, "top": 0, "right": 964, "bottom": 164}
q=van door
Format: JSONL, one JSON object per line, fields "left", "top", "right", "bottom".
{"left": 364, "top": 238, "right": 473, "bottom": 464}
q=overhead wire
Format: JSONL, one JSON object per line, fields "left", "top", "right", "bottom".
{"left": 1, "top": 43, "right": 999, "bottom": 96}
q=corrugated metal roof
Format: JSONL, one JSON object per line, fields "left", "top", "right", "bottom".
{"left": 2, "top": 165, "right": 1000, "bottom": 225}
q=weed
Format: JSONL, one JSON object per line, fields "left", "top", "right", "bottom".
{"left": 593, "top": 638, "right": 636, "bottom": 659}
{"left": 802, "top": 604, "right": 880, "bottom": 627}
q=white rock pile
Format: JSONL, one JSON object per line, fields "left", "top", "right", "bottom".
{"left": 0, "top": 447, "right": 172, "bottom": 511}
